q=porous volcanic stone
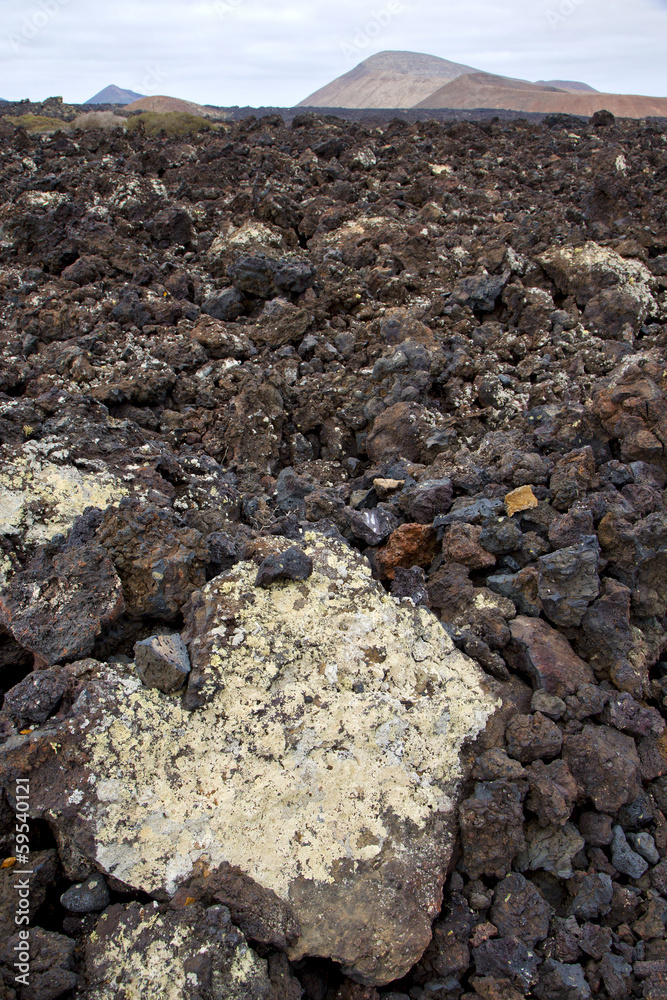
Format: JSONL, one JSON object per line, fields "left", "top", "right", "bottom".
{"left": 0, "top": 533, "right": 498, "bottom": 986}
{"left": 506, "top": 618, "right": 595, "bottom": 698}
{"left": 84, "top": 902, "right": 276, "bottom": 999}
{"left": 134, "top": 633, "right": 191, "bottom": 694}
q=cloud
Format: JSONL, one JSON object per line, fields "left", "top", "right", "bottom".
{"left": 0, "top": 0, "right": 665, "bottom": 105}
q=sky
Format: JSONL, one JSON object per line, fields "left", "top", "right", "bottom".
{"left": 1, "top": 0, "right": 666, "bottom": 106}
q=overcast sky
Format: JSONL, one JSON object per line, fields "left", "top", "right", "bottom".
{"left": 1, "top": 0, "right": 666, "bottom": 106}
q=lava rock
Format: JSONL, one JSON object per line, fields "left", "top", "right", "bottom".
{"left": 505, "top": 713, "right": 563, "bottom": 764}
{"left": 346, "top": 508, "right": 399, "bottom": 547}
{"left": 255, "top": 546, "right": 314, "bottom": 588}
{"left": 3, "top": 667, "right": 67, "bottom": 724}
{"left": 562, "top": 725, "right": 641, "bottom": 813}
{"left": 569, "top": 873, "right": 613, "bottom": 920}
{"left": 376, "top": 524, "right": 439, "bottom": 580}
{"left": 611, "top": 825, "right": 650, "bottom": 878}
{"left": 202, "top": 287, "right": 244, "bottom": 321}
{"left": 459, "top": 782, "right": 526, "bottom": 879}
{"left": 505, "top": 618, "right": 595, "bottom": 698}
{"left": 60, "top": 875, "right": 110, "bottom": 913}
{"left": 490, "top": 873, "right": 551, "bottom": 946}
{"left": 1, "top": 927, "right": 77, "bottom": 1000}
{"left": 84, "top": 901, "right": 275, "bottom": 999}
{"left": 536, "top": 537, "right": 601, "bottom": 627}
{"left": 134, "top": 634, "right": 192, "bottom": 694}
{"left": 0, "top": 544, "right": 124, "bottom": 667}
{"left": 526, "top": 759, "right": 577, "bottom": 827}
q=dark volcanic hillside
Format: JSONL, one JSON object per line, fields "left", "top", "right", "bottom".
{"left": 0, "top": 109, "right": 666, "bottom": 998}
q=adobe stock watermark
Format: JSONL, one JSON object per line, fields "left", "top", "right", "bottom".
{"left": 12, "top": 778, "right": 32, "bottom": 989}
{"left": 7, "top": 0, "right": 73, "bottom": 53}
{"left": 546, "top": 0, "right": 586, "bottom": 30}
{"left": 340, "top": 1, "right": 406, "bottom": 61}
{"left": 140, "top": 64, "right": 168, "bottom": 95}
{"left": 214, "top": 0, "right": 244, "bottom": 20}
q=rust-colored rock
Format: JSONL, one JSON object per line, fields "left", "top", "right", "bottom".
{"left": 376, "top": 523, "right": 439, "bottom": 580}
{"left": 504, "top": 485, "right": 538, "bottom": 517}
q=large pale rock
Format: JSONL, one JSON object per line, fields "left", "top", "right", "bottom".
{"left": 538, "top": 242, "right": 655, "bottom": 317}
{"left": 0, "top": 534, "right": 498, "bottom": 985}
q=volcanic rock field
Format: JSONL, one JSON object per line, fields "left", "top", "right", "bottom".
{"left": 0, "top": 106, "right": 666, "bottom": 998}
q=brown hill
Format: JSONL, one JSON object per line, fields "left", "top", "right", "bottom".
{"left": 416, "top": 72, "right": 667, "bottom": 117}
{"left": 124, "top": 95, "right": 223, "bottom": 119}
{"left": 298, "top": 50, "right": 477, "bottom": 109}
{"left": 539, "top": 80, "right": 598, "bottom": 93}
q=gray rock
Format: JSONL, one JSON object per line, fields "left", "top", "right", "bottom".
{"left": 347, "top": 507, "right": 398, "bottom": 546}
{"left": 628, "top": 831, "right": 660, "bottom": 866}
{"left": 3, "top": 668, "right": 67, "bottom": 724}
{"left": 398, "top": 479, "right": 453, "bottom": 524}
{"left": 534, "top": 959, "right": 591, "bottom": 1000}
{"left": 531, "top": 690, "right": 567, "bottom": 720}
{"left": 134, "top": 634, "right": 191, "bottom": 694}
{"left": 434, "top": 497, "right": 504, "bottom": 529}
{"left": 472, "top": 936, "right": 540, "bottom": 990}
{"left": 228, "top": 252, "right": 315, "bottom": 298}
{"left": 611, "top": 825, "right": 650, "bottom": 878}
{"left": 599, "top": 953, "right": 633, "bottom": 999}
{"left": 201, "top": 287, "right": 243, "bottom": 321}
{"left": 452, "top": 271, "right": 510, "bottom": 312}
{"left": 537, "top": 536, "right": 601, "bottom": 627}
{"left": 479, "top": 516, "right": 524, "bottom": 555}
{"left": 60, "top": 875, "right": 110, "bottom": 913}
{"left": 569, "top": 872, "right": 613, "bottom": 920}
{"left": 254, "top": 546, "right": 314, "bottom": 588}
{"left": 515, "top": 821, "right": 584, "bottom": 879}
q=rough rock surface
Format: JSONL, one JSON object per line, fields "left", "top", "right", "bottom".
{"left": 0, "top": 534, "right": 497, "bottom": 985}
{"left": 0, "top": 109, "right": 666, "bottom": 999}
{"left": 83, "top": 901, "right": 279, "bottom": 999}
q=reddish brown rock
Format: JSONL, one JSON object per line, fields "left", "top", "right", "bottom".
{"left": 96, "top": 502, "right": 209, "bottom": 619}
{"left": 505, "top": 713, "right": 563, "bottom": 764}
{"left": 441, "top": 523, "right": 496, "bottom": 570}
{"left": 459, "top": 782, "right": 526, "bottom": 879}
{"left": 549, "top": 447, "right": 599, "bottom": 511}
{"left": 0, "top": 544, "right": 124, "bottom": 667}
{"left": 366, "top": 403, "right": 454, "bottom": 465}
{"left": 376, "top": 523, "right": 439, "bottom": 580}
{"left": 526, "top": 760, "right": 578, "bottom": 827}
{"left": 562, "top": 725, "right": 641, "bottom": 813}
{"left": 505, "top": 617, "right": 595, "bottom": 698}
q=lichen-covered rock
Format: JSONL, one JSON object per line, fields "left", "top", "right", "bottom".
{"left": 83, "top": 902, "right": 277, "bottom": 1000}
{"left": 0, "top": 533, "right": 498, "bottom": 986}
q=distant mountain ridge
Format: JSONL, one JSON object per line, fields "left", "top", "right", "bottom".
{"left": 85, "top": 85, "right": 145, "bottom": 106}
{"left": 539, "top": 80, "right": 598, "bottom": 93}
{"left": 298, "top": 51, "right": 477, "bottom": 109}
{"left": 300, "top": 50, "right": 665, "bottom": 119}
{"left": 416, "top": 71, "right": 667, "bottom": 117}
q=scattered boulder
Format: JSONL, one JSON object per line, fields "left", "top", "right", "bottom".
{"left": 134, "top": 633, "right": 192, "bottom": 693}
